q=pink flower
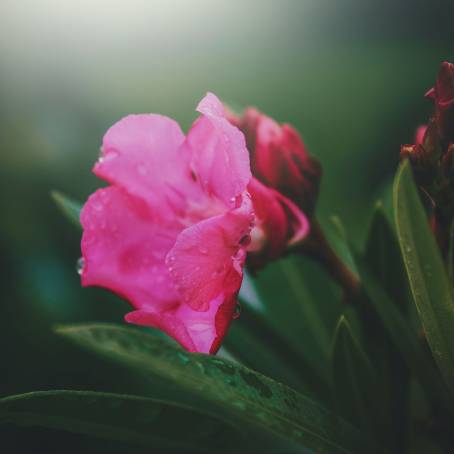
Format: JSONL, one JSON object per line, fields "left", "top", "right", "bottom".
{"left": 80, "top": 93, "right": 254, "bottom": 354}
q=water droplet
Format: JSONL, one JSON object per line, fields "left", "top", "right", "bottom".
{"left": 232, "top": 400, "right": 246, "bottom": 411}
{"left": 199, "top": 246, "right": 208, "bottom": 254}
{"left": 76, "top": 257, "right": 85, "bottom": 275}
{"left": 177, "top": 352, "right": 190, "bottom": 364}
{"left": 103, "top": 149, "right": 119, "bottom": 161}
{"left": 93, "top": 202, "right": 103, "bottom": 212}
{"left": 239, "top": 234, "right": 251, "bottom": 247}
{"left": 232, "top": 304, "right": 241, "bottom": 320}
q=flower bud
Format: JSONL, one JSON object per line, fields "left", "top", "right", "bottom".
{"left": 400, "top": 121, "right": 440, "bottom": 188}
{"left": 230, "top": 108, "right": 321, "bottom": 216}
{"left": 426, "top": 61, "right": 454, "bottom": 142}
{"left": 246, "top": 177, "right": 309, "bottom": 270}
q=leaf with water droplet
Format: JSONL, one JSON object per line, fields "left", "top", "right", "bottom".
{"left": 394, "top": 161, "right": 454, "bottom": 401}
{"left": 55, "top": 323, "right": 371, "bottom": 453}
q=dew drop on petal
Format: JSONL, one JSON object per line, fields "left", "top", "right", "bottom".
{"left": 232, "top": 303, "right": 241, "bottom": 320}
{"left": 103, "top": 149, "right": 119, "bottom": 161}
{"left": 76, "top": 257, "right": 85, "bottom": 275}
{"left": 239, "top": 234, "right": 251, "bottom": 247}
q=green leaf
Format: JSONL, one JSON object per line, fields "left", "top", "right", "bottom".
{"left": 363, "top": 203, "right": 411, "bottom": 452}
{"left": 0, "top": 390, "right": 239, "bottom": 452}
{"left": 448, "top": 221, "right": 454, "bottom": 281}
{"left": 365, "top": 202, "right": 409, "bottom": 310}
{"left": 330, "top": 316, "right": 378, "bottom": 437}
{"left": 279, "top": 260, "right": 331, "bottom": 362}
{"left": 56, "top": 323, "right": 370, "bottom": 454}
{"left": 51, "top": 191, "right": 82, "bottom": 229}
{"left": 227, "top": 303, "right": 330, "bottom": 401}
{"left": 394, "top": 161, "right": 454, "bottom": 396}
{"left": 354, "top": 253, "right": 452, "bottom": 410}
{"left": 252, "top": 255, "right": 338, "bottom": 385}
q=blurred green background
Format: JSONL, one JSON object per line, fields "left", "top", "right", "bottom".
{"left": 1, "top": 0, "right": 453, "bottom": 452}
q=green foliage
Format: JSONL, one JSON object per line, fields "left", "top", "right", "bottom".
{"left": 54, "top": 323, "right": 369, "bottom": 454}
{"left": 394, "top": 161, "right": 454, "bottom": 397}
{"left": 0, "top": 390, "right": 240, "bottom": 453}
{"left": 330, "top": 316, "right": 378, "bottom": 437}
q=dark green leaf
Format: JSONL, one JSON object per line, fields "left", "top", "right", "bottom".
{"left": 331, "top": 316, "right": 377, "bottom": 437}
{"left": 279, "top": 260, "right": 331, "bottom": 362}
{"left": 448, "top": 221, "right": 454, "bottom": 281}
{"left": 251, "top": 256, "right": 337, "bottom": 384}
{"left": 365, "top": 202, "right": 409, "bottom": 310}
{"left": 394, "top": 161, "right": 454, "bottom": 396}
{"left": 51, "top": 191, "right": 82, "bottom": 229}
{"left": 227, "top": 303, "right": 330, "bottom": 401}
{"left": 363, "top": 203, "right": 411, "bottom": 452}
{"left": 56, "top": 323, "right": 370, "bottom": 454}
{"left": 354, "top": 254, "right": 452, "bottom": 410}
{"left": 0, "top": 390, "right": 239, "bottom": 452}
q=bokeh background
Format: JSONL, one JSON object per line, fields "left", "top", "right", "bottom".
{"left": 1, "top": 0, "right": 454, "bottom": 452}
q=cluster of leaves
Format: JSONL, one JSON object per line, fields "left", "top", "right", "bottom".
{"left": 2, "top": 161, "right": 454, "bottom": 453}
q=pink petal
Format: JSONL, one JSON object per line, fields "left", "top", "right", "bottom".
{"left": 186, "top": 93, "right": 251, "bottom": 206}
{"left": 415, "top": 125, "right": 428, "bottom": 146}
{"left": 94, "top": 114, "right": 194, "bottom": 210}
{"left": 247, "top": 177, "right": 288, "bottom": 256}
{"left": 165, "top": 194, "right": 253, "bottom": 312}
{"left": 125, "top": 291, "right": 235, "bottom": 354}
{"left": 274, "top": 190, "right": 310, "bottom": 245}
{"left": 246, "top": 178, "right": 310, "bottom": 269}
{"left": 80, "top": 186, "right": 179, "bottom": 310}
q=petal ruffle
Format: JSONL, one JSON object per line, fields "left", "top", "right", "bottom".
{"left": 247, "top": 178, "right": 310, "bottom": 269}
{"left": 80, "top": 186, "right": 179, "bottom": 309}
{"left": 94, "top": 114, "right": 194, "bottom": 210}
{"left": 165, "top": 194, "right": 253, "bottom": 312}
{"left": 186, "top": 93, "right": 251, "bottom": 206}
{"left": 125, "top": 291, "right": 235, "bottom": 354}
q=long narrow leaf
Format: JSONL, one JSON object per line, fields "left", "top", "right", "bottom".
{"left": 331, "top": 316, "right": 378, "bottom": 438}
{"left": 56, "top": 323, "right": 370, "bottom": 454}
{"left": 0, "top": 390, "right": 239, "bottom": 452}
{"left": 363, "top": 204, "right": 411, "bottom": 452}
{"left": 394, "top": 161, "right": 454, "bottom": 396}
{"left": 354, "top": 254, "right": 452, "bottom": 411}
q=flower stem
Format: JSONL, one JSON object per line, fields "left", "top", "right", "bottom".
{"left": 298, "top": 220, "right": 359, "bottom": 301}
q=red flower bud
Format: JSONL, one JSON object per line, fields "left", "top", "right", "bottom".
{"left": 415, "top": 125, "right": 428, "bottom": 146}
{"left": 426, "top": 61, "right": 454, "bottom": 142}
{"left": 230, "top": 108, "right": 321, "bottom": 216}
